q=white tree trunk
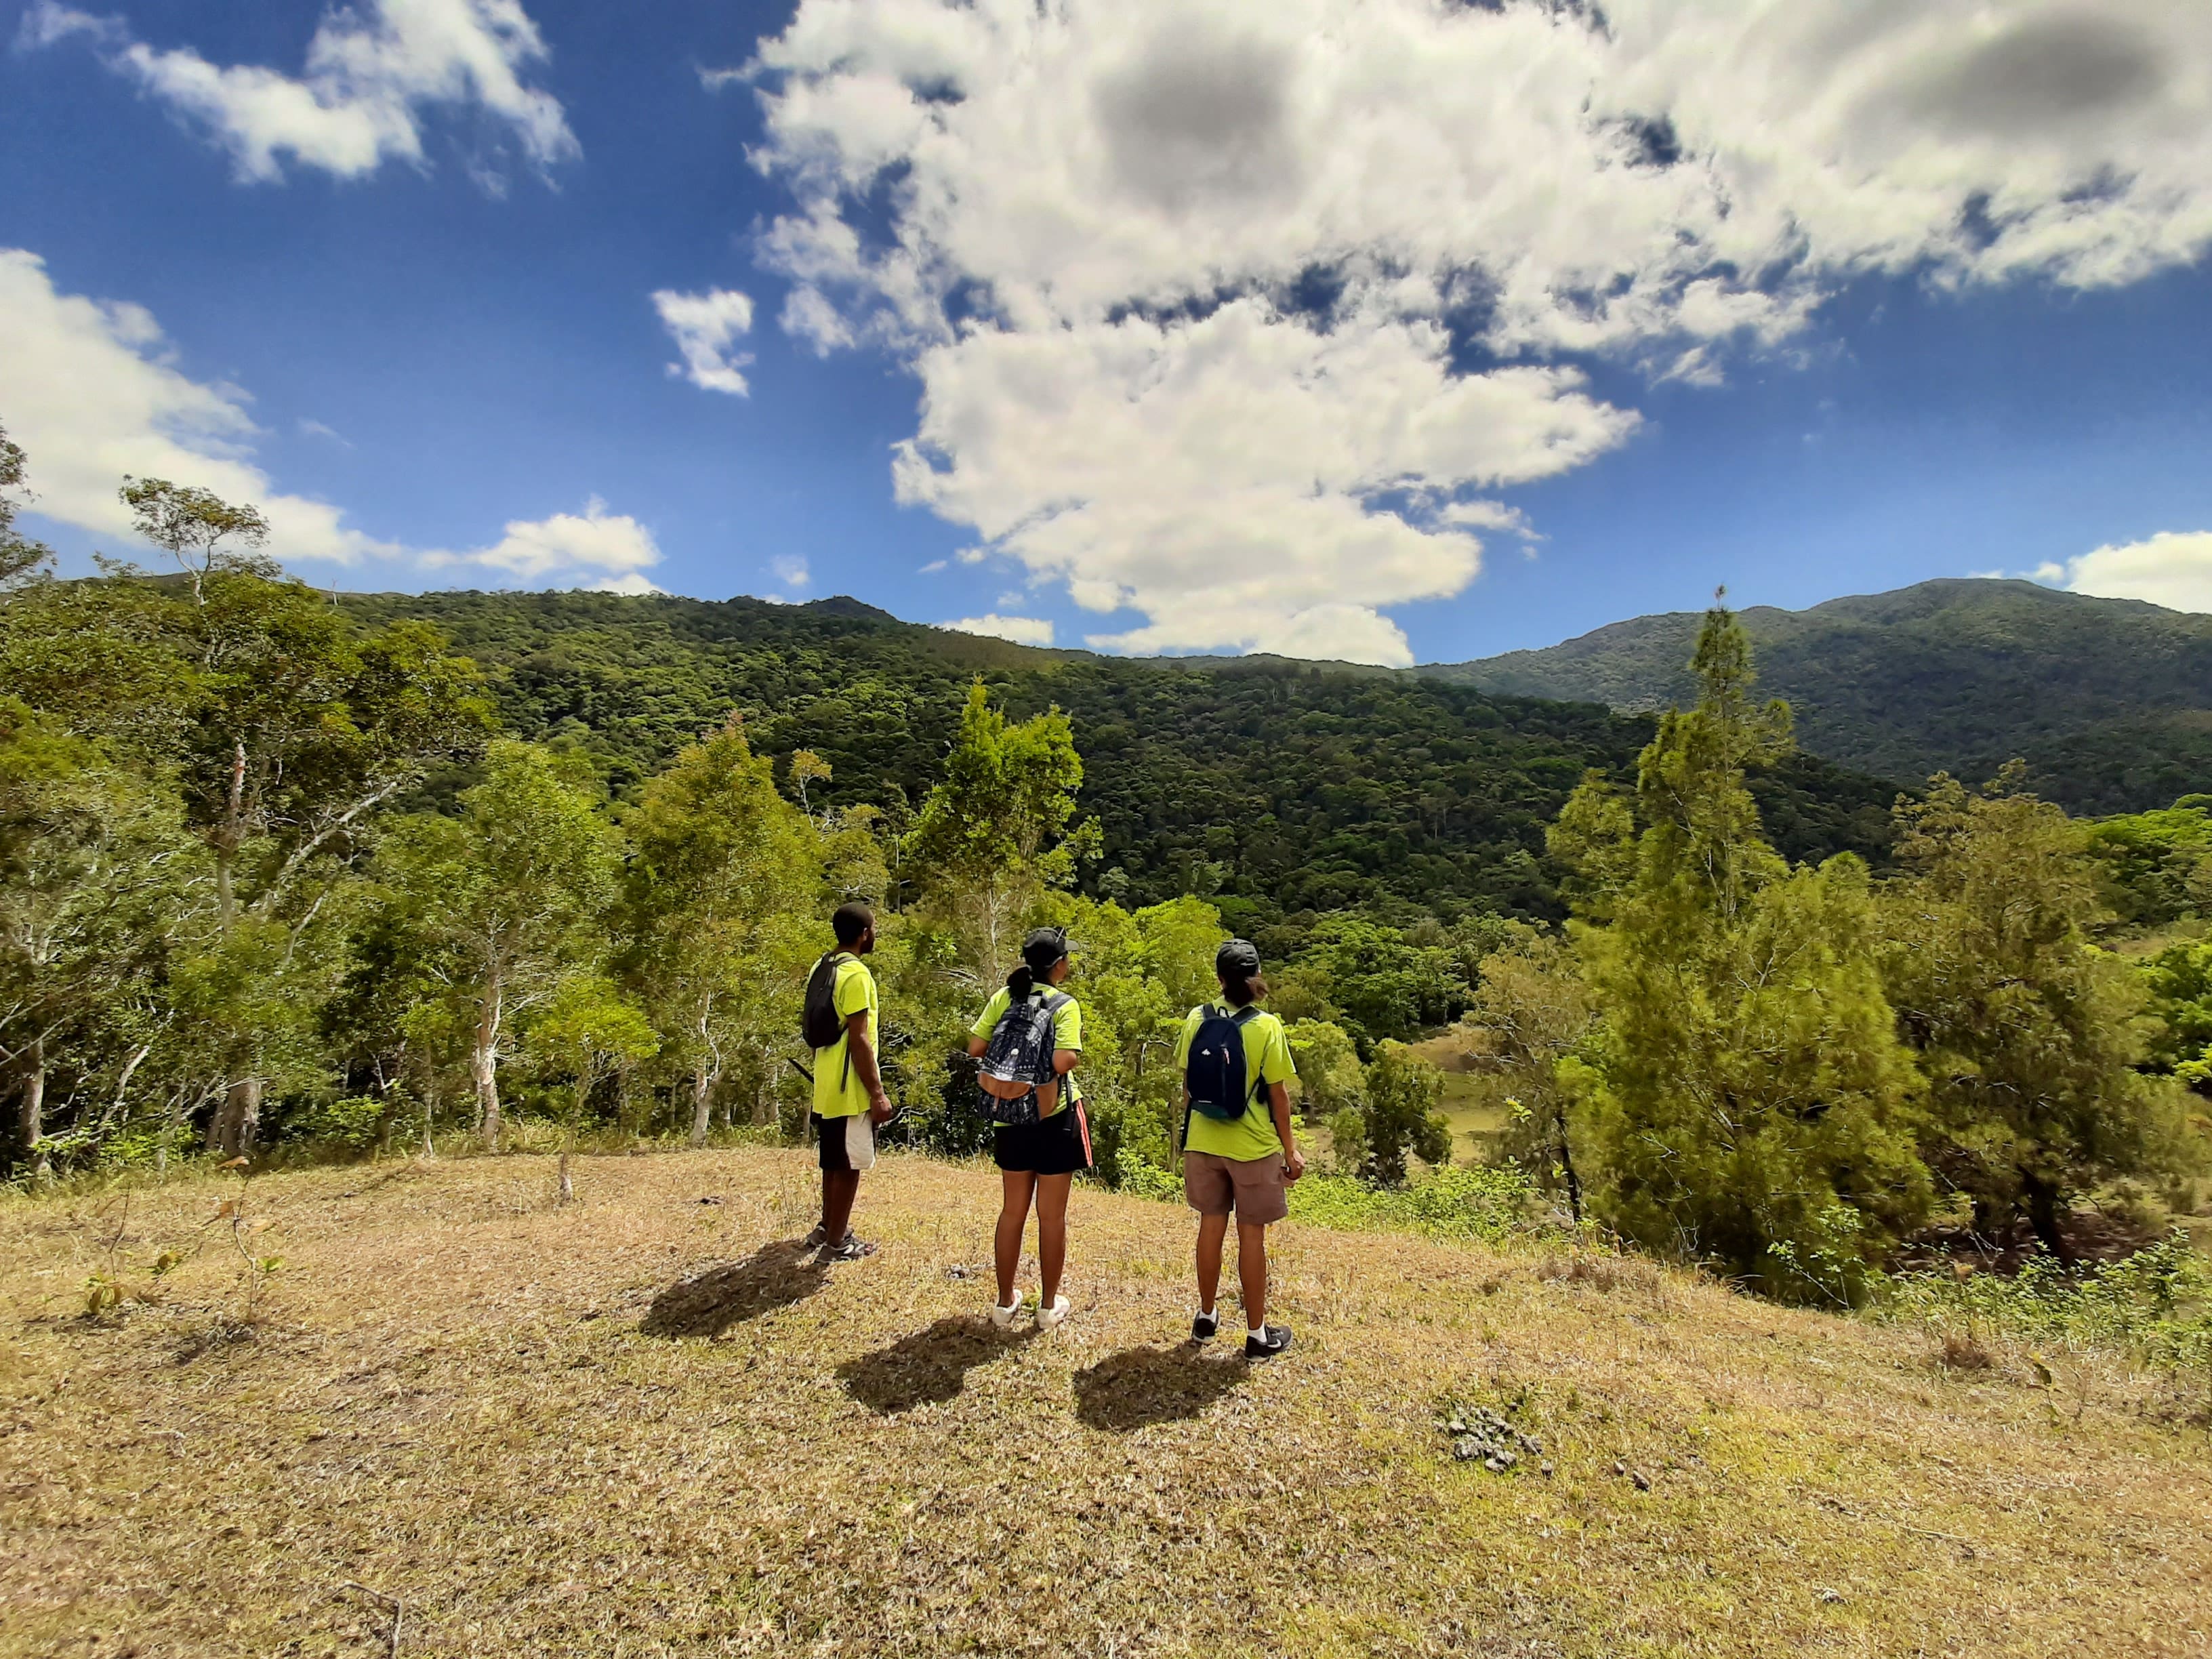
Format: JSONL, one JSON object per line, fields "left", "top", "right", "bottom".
{"left": 209, "top": 1075, "right": 262, "bottom": 1158}
{"left": 19, "top": 1037, "right": 47, "bottom": 1181}
{"left": 688, "top": 1065, "right": 714, "bottom": 1149}
{"left": 473, "top": 971, "right": 504, "bottom": 1148}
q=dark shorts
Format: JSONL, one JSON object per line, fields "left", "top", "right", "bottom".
{"left": 994, "top": 1099, "right": 1092, "bottom": 1176}
{"left": 813, "top": 1111, "right": 876, "bottom": 1173}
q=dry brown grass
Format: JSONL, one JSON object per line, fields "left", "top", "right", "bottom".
{"left": 4, "top": 1148, "right": 2209, "bottom": 1658}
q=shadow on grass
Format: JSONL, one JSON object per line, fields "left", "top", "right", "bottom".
{"left": 838, "top": 1316, "right": 1038, "bottom": 1414}
{"left": 1073, "top": 1344, "right": 1248, "bottom": 1432}
{"left": 639, "top": 1240, "right": 829, "bottom": 1339}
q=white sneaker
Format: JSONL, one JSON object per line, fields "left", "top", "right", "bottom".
{"left": 989, "top": 1296, "right": 1023, "bottom": 1330}
{"left": 1036, "top": 1294, "right": 1072, "bottom": 1332}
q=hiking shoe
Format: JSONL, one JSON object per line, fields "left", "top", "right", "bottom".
{"left": 802, "top": 1224, "right": 830, "bottom": 1248}
{"left": 1191, "top": 1309, "right": 1220, "bottom": 1343}
{"left": 989, "top": 1295, "right": 1023, "bottom": 1330}
{"left": 821, "top": 1235, "right": 876, "bottom": 1263}
{"left": 1244, "top": 1324, "right": 1293, "bottom": 1361}
{"left": 1036, "top": 1294, "right": 1072, "bottom": 1332}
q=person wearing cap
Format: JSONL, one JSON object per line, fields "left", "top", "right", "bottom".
{"left": 1176, "top": 938, "right": 1304, "bottom": 1359}
{"left": 966, "top": 927, "right": 1089, "bottom": 1330}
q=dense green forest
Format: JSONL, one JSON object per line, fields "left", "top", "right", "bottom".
{"left": 337, "top": 586, "right": 1897, "bottom": 932}
{"left": 1427, "top": 578, "right": 2212, "bottom": 814}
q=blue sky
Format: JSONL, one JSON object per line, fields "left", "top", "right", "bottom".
{"left": 4, "top": 0, "right": 2210, "bottom": 665}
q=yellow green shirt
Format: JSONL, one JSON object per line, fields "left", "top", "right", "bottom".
{"left": 1176, "top": 1003, "right": 1295, "bottom": 1162}
{"left": 970, "top": 987, "right": 1084, "bottom": 1111}
{"left": 811, "top": 956, "right": 879, "bottom": 1120}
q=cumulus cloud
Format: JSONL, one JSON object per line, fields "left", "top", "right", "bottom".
{"left": 738, "top": 0, "right": 2212, "bottom": 663}
{"left": 653, "top": 287, "right": 756, "bottom": 396}
{"left": 771, "top": 554, "right": 811, "bottom": 590}
{"left": 22, "top": 0, "right": 576, "bottom": 184}
{"left": 941, "top": 614, "right": 1054, "bottom": 647}
{"left": 0, "top": 247, "right": 398, "bottom": 566}
{"left": 428, "top": 496, "right": 662, "bottom": 588}
{"left": 2061, "top": 531, "right": 2212, "bottom": 613}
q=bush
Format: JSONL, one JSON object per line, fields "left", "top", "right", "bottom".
{"left": 1286, "top": 1164, "right": 1536, "bottom": 1245}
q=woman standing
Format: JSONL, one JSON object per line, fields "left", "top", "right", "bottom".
{"left": 1178, "top": 938, "right": 1304, "bottom": 1359}
{"left": 967, "top": 927, "right": 1088, "bottom": 1330}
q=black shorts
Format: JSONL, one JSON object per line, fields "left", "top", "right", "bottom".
{"left": 993, "top": 1099, "right": 1092, "bottom": 1176}
{"left": 812, "top": 1111, "right": 876, "bottom": 1173}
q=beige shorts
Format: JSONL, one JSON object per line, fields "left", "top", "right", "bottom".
{"left": 1183, "top": 1150, "right": 1289, "bottom": 1226}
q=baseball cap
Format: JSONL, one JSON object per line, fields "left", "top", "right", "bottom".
{"left": 1022, "top": 927, "right": 1076, "bottom": 972}
{"left": 1215, "top": 938, "right": 1262, "bottom": 978}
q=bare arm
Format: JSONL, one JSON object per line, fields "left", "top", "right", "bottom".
{"left": 1269, "top": 1081, "right": 1305, "bottom": 1181}
{"left": 848, "top": 1010, "right": 890, "bottom": 1122}
{"left": 966, "top": 1035, "right": 988, "bottom": 1059}
{"left": 1052, "top": 1048, "right": 1079, "bottom": 1076}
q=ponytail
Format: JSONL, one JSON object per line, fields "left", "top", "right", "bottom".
{"left": 1221, "top": 970, "right": 1267, "bottom": 1008}
{"left": 1006, "top": 964, "right": 1036, "bottom": 1001}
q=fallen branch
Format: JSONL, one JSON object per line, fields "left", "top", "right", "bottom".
{"left": 340, "top": 1580, "right": 403, "bottom": 1657}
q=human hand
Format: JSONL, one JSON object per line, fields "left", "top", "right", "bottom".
{"left": 1284, "top": 1148, "right": 1306, "bottom": 1183}
{"left": 867, "top": 1092, "right": 894, "bottom": 1126}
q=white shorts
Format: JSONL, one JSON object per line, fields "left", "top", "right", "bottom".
{"left": 812, "top": 1111, "right": 876, "bottom": 1172}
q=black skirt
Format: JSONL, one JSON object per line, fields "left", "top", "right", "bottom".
{"left": 993, "top": 1099, "right": 1092, "bottom": 1175}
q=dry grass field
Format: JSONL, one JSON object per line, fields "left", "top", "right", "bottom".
{"left": 4, "top": 1148, "right": 2209, "bottom": 1658}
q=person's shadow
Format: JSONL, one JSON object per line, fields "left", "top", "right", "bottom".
{"left": 838, "top": 1317, "right": 1037, "bottom": 1414}
{"left": 1073, "top": 1344, "right": 1248, "bottom": 1432}
{"left": 639, "top": 1240, "right": 830, "bottom": 1339}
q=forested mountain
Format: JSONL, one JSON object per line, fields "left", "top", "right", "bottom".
{"left": 1424, "top": 579, "right": 2212, "bottom": 813}
{"left": 337, "top": 588, "right": 1896, "bottom": 928}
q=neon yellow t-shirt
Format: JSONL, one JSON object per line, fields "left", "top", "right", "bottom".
{"left": 1175, "top": 1003, "right": 1295, "bottom": 1162}
{"left": 970, "top": 987, "right": 1084, "bottom": 1111}
{"left": 811, "top": 956, "right": 879, "bottom": 1120}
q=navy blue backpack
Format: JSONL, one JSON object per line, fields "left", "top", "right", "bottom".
{"left": 1184, "top": 1004, "right": 1261, "bottom": 1123}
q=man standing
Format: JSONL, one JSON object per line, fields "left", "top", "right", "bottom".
{"left": 806, "top": 902, "right": 892, "bottom": 1261}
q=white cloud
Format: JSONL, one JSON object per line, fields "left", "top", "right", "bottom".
{"left": 771, "top": 553, "right": 811, "bottom": 589}
{"left": 23, "top": 0, "right": 577, "bottom": 184}
{"left": 2061, "top": 531, "right": 2212, "bottom": 613}
{"left": 297, "top": 417, "right": 352, "bottom": 447}
{"left": 918, "top": 558, "right": 947, "bottom": 574}
{"left": 428, "top": 495, "right": 662, "bottom": 587}
{"left": 0, "top": 247, "right": 660, "bottom": 595}
{"left": 941, "top": 614, "right": 1054, "bottom": 647}
{"left": 652, "top": 287, "right": 755, "bottom": 396}
{"left": 745, "top": 0, "right": 2212, "bottom": 662}
{"left": 0, "top": 247, "right": 398, "bottom": 567}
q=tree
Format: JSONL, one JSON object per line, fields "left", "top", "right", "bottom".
{"left": 1, "top": 421, "right": 54, "bottom": 588}
{"left": 1296, "top": 916, "right": 1465, "bottom": 1049}
{"left": 906, "top": 679, "right": 1086, "bottom": 984}
{"left": 375, "top": 743, "right": 621, "bottom": 1146}
{"left": 0, "top": 699, "right": 194, "bottom": 1174}
{"left": 1358, "top": 1042, "right": 1451, "bottom": 1187}
{"left": 1881, "top": 769, "right": 2198, "bottom": 1261}
{"left": 527, "top": 975, "right": 659, "bottom": 1202}
{"left": 626, "top": 716, "right": 821, "bottom": 1145}
{"left": 1461, "top": 924, "right": 1594, "bottom": 1221}
{"left": 1556, "top": 605, "right": 1930, "bottom": 1302}
{"left": 2081, "top": 801, "right": 2212, "bottom": 928}
{"left": 120, "top": 476, "right": 272, "bottom": 604}
{"left": 1284, "top": 1019, "right": 1364, "bottom": 1123}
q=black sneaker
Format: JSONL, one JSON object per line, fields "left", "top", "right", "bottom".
{"left": 821, "top": 1235, "right": 876, "bottom": 1263}
{"left": 1191, "top": 1309, "right": 1219, "bottom": 1343}
{"left": 1244, "top": 1324, "right": 1292, "bottom": 1360}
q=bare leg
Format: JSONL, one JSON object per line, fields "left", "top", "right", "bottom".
{"left": 995, "top": 1170, "right": 1036, "bottom": 1305}
{"left": 821, "top": 1168, "right": 860, "bottom": 1243}
{"left": 1033, "top": 1174, "right": 1073, "bottom": 1305}
{"left": 1237, "top": 1220, "right": 1269, "bottom": 1328}
{"left": 1195, "top": 1210, "right": 1230, "bottom": 1315}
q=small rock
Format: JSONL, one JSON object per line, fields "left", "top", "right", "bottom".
{"left": 696, "top": 1195, "right": 723, "bottom": 1206}
{"left": 1630, "top": 1469, "right": 1652, "bottom": 1492}
{"left": 1818, "top": 1589, "right": 1844, "bottom": 1605}
{"left": 946, "top": 1264, "right": 972, "bottom": 1281}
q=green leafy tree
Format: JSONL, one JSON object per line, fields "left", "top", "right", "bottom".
{"left": 1359, "top": 1041, "right": 1452, "bottom": 1187}
{"left": 1462, "top": 923, "right": 1595, "bottom": 1220}
{"left": 906, "top": 678, "right": 1085, "bottom": 984}
{"left": 626, "top": 715, "right": 821, "bottom": 1145}
{"left": 1285, "top": 1019, "right": 1364, "bottom": 1123}
{"left": 0, "top": 699, "right": 194, "bottom": 1174}
{"left": 2081, "top": 801, "right": 2212, "bottom": 928}
{"left": 527, "top": 975, "right": 659, "bottom": 1202}
{"left": 120, "top": 476, "right": 273, "bottom": 603}
{"left": 1557, "top": 605, "right": 1931, "bottom": 1302}
{"left": 375, "top": 743, "right": 621, "bottom": 1146}
{"left": 1881, "top": 769, "right": 2199, "bottom": 1260}
{"left": 1296, "top": 915, "right": 1465, "bottom": 1048}
{"left": 1, "top": 421, "right": 54, "bottom": 588}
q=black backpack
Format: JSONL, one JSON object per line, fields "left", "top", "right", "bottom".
{"left": 1185, "top": 1004, "right": 1261, "bottom": 1121}
{"left": 801, "top": 952, "right": 854, "bottom": 1051}
{"left": 977, "top": 991, "right": 1069, "bottom": 1126}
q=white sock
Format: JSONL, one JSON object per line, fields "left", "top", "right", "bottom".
{"left": 1197, "top": 1303, "right": 1215, "bottom": 1320}
{"left": 1248, "top": 1322, "right": 1267, "bottom": 1338}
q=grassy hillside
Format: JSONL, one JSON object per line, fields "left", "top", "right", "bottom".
{"left": 7, "top": 1150, "right": 2208, "bottom": 1656}
{"left": 338, "top": 589, "right": 1896, "bottom": 924}
{"left": 1424, "top": 579, "right": 2212, "bottom": 814}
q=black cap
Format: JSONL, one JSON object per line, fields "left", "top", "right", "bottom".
{"left": 1215, "top": 938, "right": 1262, "bottom": 979}
{"left": 1022, "top": 927, "right": 1074, "bottom": 972}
